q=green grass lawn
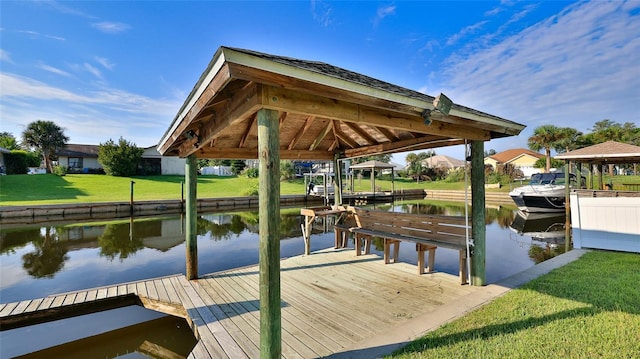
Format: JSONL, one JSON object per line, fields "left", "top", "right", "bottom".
{"left": 1, "top": 173, "right": 638, "bottom": 206}
{"left": 0, "top": 174, "right": 468, "bottom": 206}
{"left": 388, "top": 250, "right": 640, "bottom": 359}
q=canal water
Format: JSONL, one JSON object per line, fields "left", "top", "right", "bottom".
{"left": 0, "top": 200, "right": 567, "bottom": 358}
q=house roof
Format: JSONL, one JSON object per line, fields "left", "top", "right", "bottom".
{"left": 423, "top": 155, "right": 466, "bottom": 168}
{"left": 555, "top": 141, "right": 640, "bottom": 164}
{"left": 56, "top": 144, "right": 99, "bottom": 157}
{"left": 158, "top": 46, "right": 525, "bottom": 160}
{"left": 349, "top": 160, "right": 395, "bottom": 169}
{"left": 488, "top": 148, "right": 543, "bottom": 164}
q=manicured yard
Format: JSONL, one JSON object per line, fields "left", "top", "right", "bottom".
{"left": 388, "top": 250, "right": 640, "bottom": 359}
{"left": 0, "top": 174, "right": 463, "bottom": 206}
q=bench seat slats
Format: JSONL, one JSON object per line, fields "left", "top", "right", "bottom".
{"left": 335, "top": 206, "right": 470, "bottom": 285}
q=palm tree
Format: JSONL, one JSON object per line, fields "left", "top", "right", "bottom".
{"left": 554, "top": 127, "right": 583, "bottom": 153}
{"left": 528, "top": 125, "right": 566, "bottom": 173}
{"left": 22, "top": 120, "right": 69, "bottom": 173}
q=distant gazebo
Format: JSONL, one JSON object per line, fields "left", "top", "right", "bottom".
{"left": 349, "top": 160, "right": 395, "bottom": 193}
{"left": 556, "top": 141, "right": 640, "bottom": 190}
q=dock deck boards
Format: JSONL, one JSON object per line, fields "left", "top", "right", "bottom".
{"left": 1, "top": 248, "right": 479, "bottom": 358}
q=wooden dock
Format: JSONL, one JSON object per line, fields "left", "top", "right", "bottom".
{"left": 1, "top": 248, "right": 478, "bottom": 358}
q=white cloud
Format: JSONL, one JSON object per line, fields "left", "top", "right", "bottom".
{"left": 310, "top": 0, "right": 334, "bottom": 27}
{"left": 37, "top": 64, "right": 72, "bottom": 77}
{"left": 83, "top": 63, "right": 103, "bottom": 79}
{"left": 439, "top": 1, "right": 640, "bottom": 138}
{"left": 0, "top": 73, "right": 180, "bottom": 146}
{"left": 0, "top": 49, "right": 12, "bottom": 63}
{"left": 92, "top": 21, "right": 131, "bottom": 34}
{"left": 94, "top": 56, "right": 115, "bottom": 70}
{"left": 373, "top": 5, "right": 396, "bottom": 27}
{"left": 446, "top": 21, "right": 489, "bottom": 46}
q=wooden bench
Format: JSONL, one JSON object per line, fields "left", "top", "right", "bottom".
{"left": 336, "top": 206, "right": 470, "bottom": 285}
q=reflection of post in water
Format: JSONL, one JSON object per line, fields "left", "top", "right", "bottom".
{"left": 129, "top": 216, "right": 134, "bottom": 242}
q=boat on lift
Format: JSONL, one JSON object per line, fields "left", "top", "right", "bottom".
{"left": 509, "top": 172, "right": 582, "bottom": 213}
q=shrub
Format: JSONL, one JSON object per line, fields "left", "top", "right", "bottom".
{"left": 244, "top": 183, "right": 259, "bottom": 196}
{"left": 52, "top": 165, "right": 67, "bottom": 176}
{"left": 245, "top": 167, "right": 259, "bottom": 178}
{"left": 98, "top": 137, "right": 144, "bottom": 177}
{"left": 4, "top": 150, "right": 30, "bottom": 174}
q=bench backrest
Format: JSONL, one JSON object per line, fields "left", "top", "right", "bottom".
{"left": 348, "top": 206, "right": 469, "bottom": 248}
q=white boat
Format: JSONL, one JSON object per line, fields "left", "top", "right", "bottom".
{"left": 509, "top": 172, "right": 581, "bottom": 213}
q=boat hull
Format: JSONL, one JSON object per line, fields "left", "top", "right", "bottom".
{"left": 510, "top": 192, "right": 565, "bottom": 212}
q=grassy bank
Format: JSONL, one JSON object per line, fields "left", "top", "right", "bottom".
{"left": 389, "top": 250, "right": 640, "bottom": 359}
{"left": 0, "top": 174, "right": 464, "bottom": 206}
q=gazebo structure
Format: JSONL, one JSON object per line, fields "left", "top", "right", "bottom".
{"left": 349, "top": 159, "right": 396, "bottom": 194}
{"left": 157, "top": 46, "right": 525, "bottom": 357}
{"left": 555, "top": 141, "right": 640, "bottom": 253}
{"left": 556, "top": 141, "right": 640, "bottom": 190}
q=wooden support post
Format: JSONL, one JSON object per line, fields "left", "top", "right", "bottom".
{"left": 185, "top": 154, "right": 198, "bottom": 280}
{"left": 470, "top": 140, "right": 486, "bottom": 286}
{"left": 564, "top": 160, "right": 571, "bottom": 252}
{"left": 257, "top": 108, "right": 281, "bottom": 359}
{"left": 334, "top": 154, "right": 343, "bottom": 206}
{"left": 599, "top": 164, "right": 604, "bottom": 190}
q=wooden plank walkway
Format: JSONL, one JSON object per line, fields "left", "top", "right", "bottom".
{"left": 0, "top": 248, "right": 479, "bottom": 358}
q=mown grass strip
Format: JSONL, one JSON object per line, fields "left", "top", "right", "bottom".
{"left": 388, "top": 251, "right": 640, "bottom": 359}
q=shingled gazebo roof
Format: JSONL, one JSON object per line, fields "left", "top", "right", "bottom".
{"left": 158, "top": 47, "right": 525, "bottom": 160}
{"left": 555, "top": 141, "right": 640, "bottom": 164}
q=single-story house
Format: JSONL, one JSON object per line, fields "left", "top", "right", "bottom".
{"left": 56, "top": 144, "right": 186, "bottom": 175}
{"left": 56, "top": 144, "right": 101, "bottom": 173}
{"left": 485, "top": 148, "right": 544, "bottom": 178}
{"left": 140, "top": 145, "right": 186, "bottom": 175}
{"left": 422, "top": 155, "right": 466, "bottom": 170}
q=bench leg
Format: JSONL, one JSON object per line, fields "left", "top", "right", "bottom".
{"left": 355, "top": 234, "right": 372, "bottom": 256}
{"left": 459, "top": 250, "right": 469, "bottom": 285}
{"left": 416, "top": 243, "right": 437, "bottom": 275}
{"left": 384, "top": 239, "right": 400, "bottom": 264}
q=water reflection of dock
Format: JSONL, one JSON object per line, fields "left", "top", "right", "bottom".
{"left": 1, "top": 249, "right": 478, "bottom": 358}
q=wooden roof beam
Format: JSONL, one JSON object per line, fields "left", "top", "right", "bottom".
{"left": 344, "top": 122, "right": 378, "bottom": 145}
{"left": 309, "top": 120, "right": 333, "bottom": 151}
{"left": 178, "top": 82, "right": 262, "bottom": 157}
{"left": 374, "top": 126, "right": 400, "bottom": 142}
{"left": 287, "top": 116, "right": 315, "bottom": 150}
{"left": 345, "top": 138, "right": 467, "bottom": 159}
{"left": 261, "top": 85, "right": 490, "bottom": 141}
{"left": 194, "top": 147, "right": 334, "bottom": 160}
{"left": 332, "top": 120, "right": 359, "bottom": 148}
{"left": 238, "top": 113, "right": 257, "bottom": 148}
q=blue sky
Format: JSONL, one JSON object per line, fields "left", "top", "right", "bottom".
{"left": 1, "top": 1, "right": 639, "bottom": 164}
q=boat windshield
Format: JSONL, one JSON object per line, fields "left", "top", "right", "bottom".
{"left": 529, "top": 173, "right": 562, "bottom": 185}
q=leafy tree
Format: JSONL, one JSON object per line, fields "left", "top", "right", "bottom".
{"left": 352, "top": 154, "right": 393, "bottom": 164}
{"left": 405, "top": 150, "right": 435, "bottom": 179}
{"left": 98, "top": 137, "right": 144, "bottom": 176}
{"left": 230, "top": 159, "right": 246, "bottom": 175}
{"left": 0, "top": 132, "right": 20, "bottom": 150}
{"left": 554, "top": 127, "right": 583, "bottom": 153}
{"left": 484, "top": 149, "right": 497, "bottom": 157}
{"left": 22, "top": 120, "right": 69, "bottom": 173}
{"left": 527, "top": 125, "right": 566, "bottom": 173}
{"left": 534, "top": 157, "right": 564, "bottom": 170}
{"left": 584, "top": 119, "right": 639, "bottom": 146}
{"left": 280, "top": 160, "right": 295, "bottom": 180}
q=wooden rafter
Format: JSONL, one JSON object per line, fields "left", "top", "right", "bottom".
{"left": 195, "top": 147, "right": 334, "bottom": 160}
{"left": 374, "top": 126, "right": 400, "bottom": 142}
{"left": 345, "top": 138, "right": 466, "bottom": 159}
{"left": 239, "top": 113, "right": 257, "bottom": 148}
{"left": 288, "top": 116, "right": 315, "bottom": 150}
{"left": 344, "top": 121, "right": 378, "bottom": 145}
{"left": 262, "top": 85, "right": 490, "bottom": 141}
{"left": 333, "top": 120, "right": 359, "bottom": 148}
{"left": 309, "top": 120, "right": 333, "bottom": 151}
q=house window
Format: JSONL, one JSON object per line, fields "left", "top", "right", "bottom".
{"left": 68, "top": 157, "right": 83, "bottom": 170}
